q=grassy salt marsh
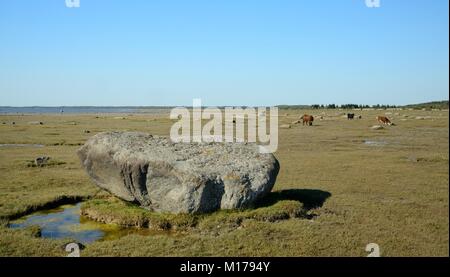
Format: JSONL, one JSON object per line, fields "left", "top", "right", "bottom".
{"left": 0, "top": 109, "right": 448, "bottom": 256}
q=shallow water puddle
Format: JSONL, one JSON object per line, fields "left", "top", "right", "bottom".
{"left": 9, "top": 203, "right": 164, "bottom": 244}
{"left": 0, "top": 144, "right": 45, "bottom": 148}
{"left": 363, "top": 140, "right": 388, "bottom": 147}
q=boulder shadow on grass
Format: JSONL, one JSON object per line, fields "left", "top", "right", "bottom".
{"left": 257, "top": 189, "right": 332, "bottom": 211}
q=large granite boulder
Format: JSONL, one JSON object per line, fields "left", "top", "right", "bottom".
{"left": 77, "top": 132, "right": 279, "bottom": 214}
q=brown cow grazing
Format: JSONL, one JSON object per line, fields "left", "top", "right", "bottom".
{"left": 301, "top": 114, "right": 314, "bottom": 126}
{"left": 377, "top": 116, "right": 394, "bottom": 126}
{"left": 347, "top": 113, "right": 355, "bottom": 120}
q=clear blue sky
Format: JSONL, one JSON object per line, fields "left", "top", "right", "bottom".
{"left": 0, "top": 0, "right": 448, "bottom": 106}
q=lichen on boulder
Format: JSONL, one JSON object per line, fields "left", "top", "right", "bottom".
{"left": 78, "top": 131, "right": 280, "bottom": 214}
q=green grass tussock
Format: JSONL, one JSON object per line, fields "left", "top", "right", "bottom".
{"left": 81, "top": 197, "right": 307, "bottom": 232}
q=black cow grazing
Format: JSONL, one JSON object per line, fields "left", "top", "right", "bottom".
{"left": 347, "top": 113, "right": 355, "bottom": 120}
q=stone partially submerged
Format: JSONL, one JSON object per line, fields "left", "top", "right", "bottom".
{"left": 78, "top": 132, "right": 279, "bottom": 214}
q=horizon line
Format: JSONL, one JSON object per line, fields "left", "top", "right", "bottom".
{"left": 0, "top": 100, "right": 448, "bottom": 109}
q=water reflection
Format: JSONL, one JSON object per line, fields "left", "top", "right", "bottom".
{"left": 9, "top": 203, "right": 172, "bottom": 244}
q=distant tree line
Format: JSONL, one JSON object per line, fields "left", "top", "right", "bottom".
{"left": 279, "top": 101, "right": 448, "bottom": 110}
{"left": 310, "top": 104, "right": 398, "bottom": 109}
{"left": 404, "top": 101, "right": 449, "bottom": 110}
